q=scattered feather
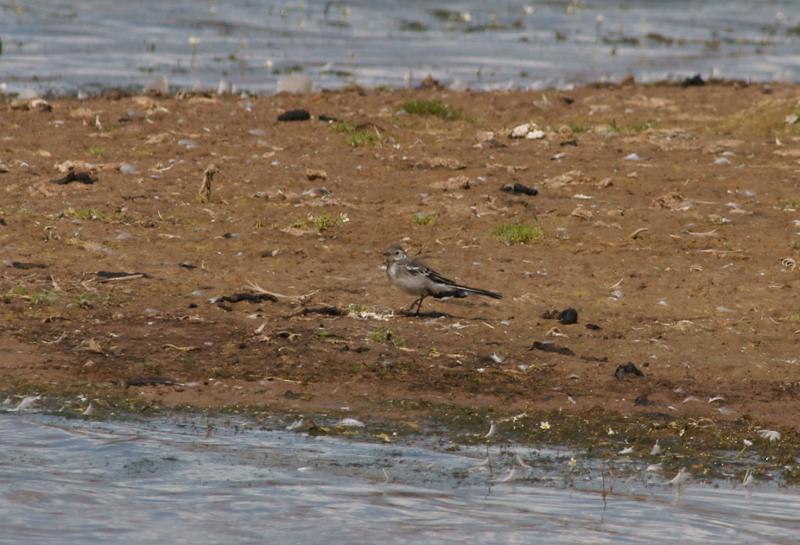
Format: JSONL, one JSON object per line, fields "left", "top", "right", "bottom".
{"left": 285, "top": 419, "right": 304, "bottom": 431}
{"left": 12, "top": 395, "right": 41, "bottom": 412}
{"left": 495, "top": 468, "right": 517, "bottom": 483}
{"left": 337, "top": 418, "right": 365, "bottom": 428}
{"left": 472, "top": 457, "right": 490, "bottom": 468}
{"left": 667, "top": 468, "right": 690, "bottom": 486}
{"left": 757, "top": 429, "right": 781, "bottom": 442}
{"left": 742, "top": 469, "right": 754, "bottom": 488}
{"left": 515, "top": 454, "right": 532, "bottom": 470}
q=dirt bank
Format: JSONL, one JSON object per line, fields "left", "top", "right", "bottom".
{"left": 2, "top": 82, "right": 800, "bottom": 449}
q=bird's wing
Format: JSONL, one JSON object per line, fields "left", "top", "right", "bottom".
{"left": 405, "top": 259, "right": 458, "bottom": 287}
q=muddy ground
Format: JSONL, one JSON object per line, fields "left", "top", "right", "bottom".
{"left": 2, "top": 82, "right": 800, "bottom": 454}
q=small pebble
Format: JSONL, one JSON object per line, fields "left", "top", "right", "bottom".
{"left": 558, "top": 308, "right": 578, "bottom": 325}
{"left": 614, "top": 362, "right": 644, "bottom": 379}
{"left": 119, "top": 163, "right": 138, "bottom": 175}
{"left": 178, "top": 139, "right": 198, "bottom": 149}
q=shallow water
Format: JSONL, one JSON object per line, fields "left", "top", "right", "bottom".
{"left": 0, "top": 0, "right": 798, "bottom": 95}
{"left": 2, "top": 413, "right": 799, "bottom": 545}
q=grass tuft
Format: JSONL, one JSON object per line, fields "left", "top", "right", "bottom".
{"left": 607, "top": 119, "right": 653, "bottom": 133}
{"left": 332, "top": 121, "right": 383, "bottom": 147}
{"left": 400, "top": 99, "right": 462, "bottom": 120}
{"left": 494, "top": 222, "right": 544, "bottom": 245}
{"left": 293, "top": 212, "right": 350, "bottom": 233}
{"left": 414, "top": 212, "right": 434, "bottom": 225}
{"left": 566, "top": 122, "right": 591, "bottom": 133}
{"left": 7, "top": 286, "right": 58, "bottom": 305}
{"left": 783, "top": 198, "right": 800, "bottom": 210}
{"left": 368, "top": 328, "right": 396, "bottom": 344}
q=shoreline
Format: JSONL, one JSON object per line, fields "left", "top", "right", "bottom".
{"left": 2, "top": 74, "right": 783, "bottom": 100}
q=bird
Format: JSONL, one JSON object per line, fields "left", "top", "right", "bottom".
{"left": 383, "top": 244, "right": 502, "bottom": 315}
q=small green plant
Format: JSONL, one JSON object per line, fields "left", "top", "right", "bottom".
{"left": 627, "top": 120, "right": 654, "bottom": 133}
{"left": 346, "top": 130, "right": 380, "bottom": 147}
{"left": 333, "top": 121, "right": 356, "bottom": 133}
{"left": 89, "top": 146, "right": 106, "bottom": 157}
{"left": 566, "top": 122, "right": 591, "bottom": 133}
{"left": 310, "top": 213, "right": 338, "bottom": 232}
{"left": 783, "top": 198, "right": 800, "bottom": 209}
{"left": 7, "top": 286, "right": 57, "bottom": 305}
{"left": 368, "top": 328, "right": 396, "bottom": 344}
{"left": 607, "top": 120, "right": 653, "bottom": 133}
{"left": 414, "top": 212, "right": 434, "bottom": 225}
{"left": 332, "top": 121, "right": 383, "bottom": 147}
{"left": 75, "top": 291, "right": 97, "bottom": 308}
{"left": 494, "top": 222, "right": 544, "bottom": 245}
{"left": 400, "top": 99, "right": 462, "bottom": 120}
{"left": 292, "top": 212, "right": 350, "bottom": 233}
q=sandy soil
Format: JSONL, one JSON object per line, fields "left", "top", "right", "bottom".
{"left": 2, "top": 82, "right": 800, "bottom": 439}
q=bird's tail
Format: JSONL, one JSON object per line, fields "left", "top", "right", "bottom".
{"left": 454, "top": 284, "right": 503, "bottom": 300}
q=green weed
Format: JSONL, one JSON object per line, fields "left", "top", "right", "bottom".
{"left": 494, "top": 222, "right": 544, "bottom": 245}
{"left": 414, "top": 212, "right": 434, "bottom": 225}
{"left": 566, "top": 122, "right": 591, "bottom": 133}
{"left": 292, "top": 212, "right": 350, "bottom": 233}
{"left": 75, "top": 292, "right": 97, "bottom": 308}
{"left": 7, "top": 286, "right": 57, "bottom": 305}
{"left": 332, "top": 121, "right": 383, "bottom": 147}
{"left": 607, "top": 119, "right": 653, "bottom": 133}
{"left": 368, "top": 328, "right": 396, "bottom": 344}
{"left": 400, "top": 99, "right": 462, "bottom": 120}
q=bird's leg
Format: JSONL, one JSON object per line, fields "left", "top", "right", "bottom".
{"left": 414, "top": 296, "right": 425, "bottom": 316}
{"left": 406, "top": 297, "right": 422, "bottom": 312}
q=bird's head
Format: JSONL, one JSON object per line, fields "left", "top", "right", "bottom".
{"left": 383, "top": 244, "right": 407, "bottom": 264}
